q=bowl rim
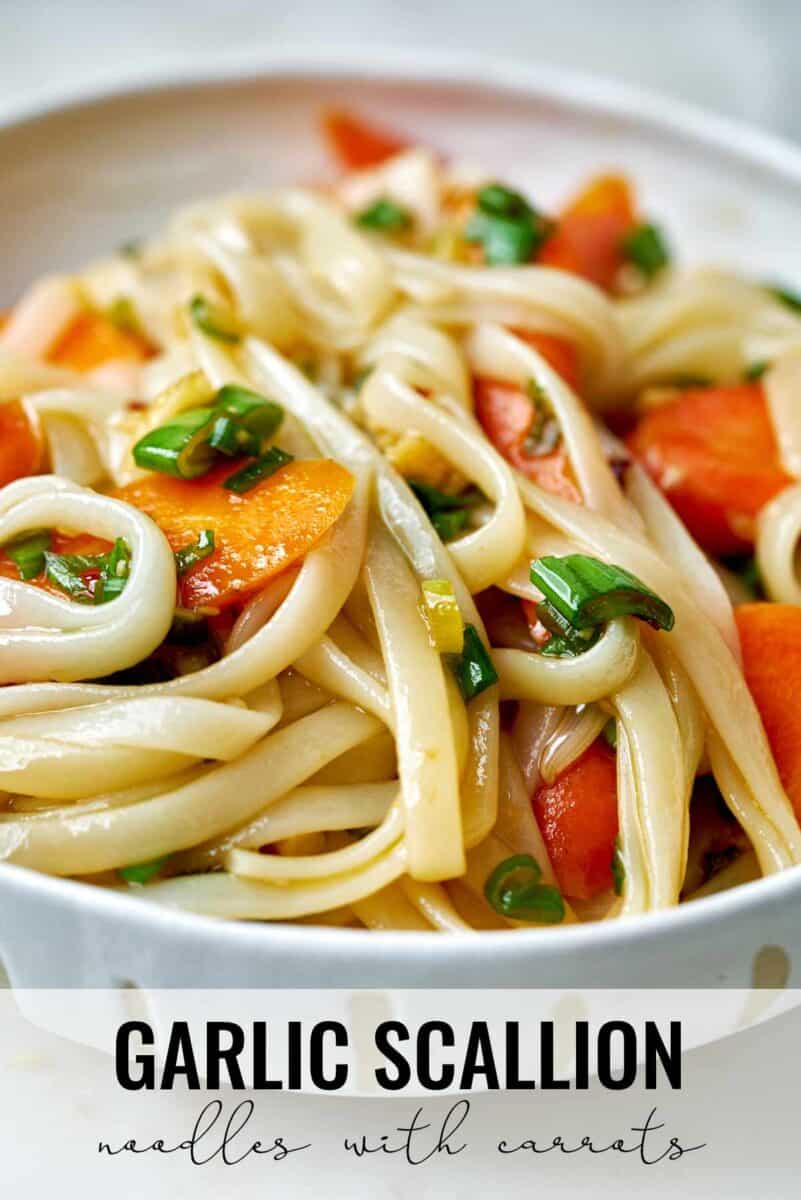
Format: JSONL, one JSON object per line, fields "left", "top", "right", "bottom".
{"left": 3, "top": 46, "right": 801, "bottom": 967}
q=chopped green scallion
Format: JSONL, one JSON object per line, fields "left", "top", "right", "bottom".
{"left": 431, "top": 508, "right": 469, "bottom": 540}
{"left": 189, "top": 294, "right": 241, "bottom": 343}
{"left": 213, "top": 385, "right": 284, "bottom": 440}
{"left": 602, "top": 718, "right": 618, "bottom": 750}
{"left": 475, "top": 183, "right": 531, "bottom": 219}
{"left": 621, "top": 223, "right": 670, "bottom": 277}
{"left": 93, "top": 538, "right": 131, "bottom": 603}
{"left": 132, "top": 406, "right": 219, "bottom": 478}
{"left": 409, "top": 480, "right": 481, "bottom": 543}
{"left": 222, "top": 447, "right": 293, "bottom": 494}
{"left": 207, "top": 414, "right": 261, "bottom": 457}
{"left": 464, "top": 182, "right": 552, "bottom": 266}
{"left": 744, "top": 360, "right": 769, "bottom": 382}
{"left": 767, "top": 283, "right": 801, "bottom": 314}
{"left": 119, "top": 855, "right": 170, "bottom": 885}
{"left": 132, "top": 382, "right": 284, "bottom": 478}
{"left": 612, "top": 837, "right": 626, "bottom": 897}
{"left": 44, "top": 538, "right": 131, "bottom": 605}
{"left": 522, "top": 379, "right": 561, "bottom": 457}
{"left": 4, "top": 530, "right": 52, "bottom": 580}
{"left": 449, "top": 623, "right": 498, "bottom": 701}
{"left": 530, "top": 553, "right": 674, "bottom": 632}
{"left": 484, "top": 853, "right": 565, "bottom": 923}
{"left": 356, "top": 197, "right": 412, "bottom": 233}
{"left": 535, "top": 598, "right": 599, "bottom": 656}
{"left": 174, "top": 530, "right": 215, "bottom": 576}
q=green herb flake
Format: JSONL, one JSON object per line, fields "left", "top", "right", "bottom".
{"left": 621, "top": 223, "right": 671, "bottom": 277}
{"left": 356, "top": 197, "right": 412, "bottom": 233}
{"left": 449, "top": 623, "right": 499, "bottom": 701}
{"left": 4, "top": 530, "right": 52, "bottom": 580}
{"left": 93, "top": 538, "right": 131, "bottom": 604}
{"left": 522, "top": 379, "right": 561, "bottom": 457}
{"left": 602, "top": 718, "right": 618, "bottom": 751}
{"left": 744, "top": 360, "right": 769, "bottom": 381}
{"left": 174, "top": 529, "right": 216, "bottom": 576}
{"left": 107, "top": 296, "right": 142, "bottom": 335}
{"left": 44, "top": 537, "right": 131, "bottom": 606}
{"left": 612, "top": 837, "right": 626, "bottom": 897}
{"left": 476, "top": 183, "right": 531, "bottom": 220}
{"left": 484, "top": 853, "right": 565, "bottom": 924}
{"left": 464, "top": 182, "right": 552, "bottom": 266}
{"left": 409, "top": 480, "right": 481, "bottom": 543}
{"left": 189, "top": 294, "right": 241, "bottom": 344}
{"left": 119, "top": 855, "right": 170, "bottom": 885}
{"left": 767, "top": 283, "right": 801, "bottom": 314}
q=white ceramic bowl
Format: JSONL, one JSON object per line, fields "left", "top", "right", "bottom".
{"left": 3, "top": 52, "right": 801, "bottom": 989}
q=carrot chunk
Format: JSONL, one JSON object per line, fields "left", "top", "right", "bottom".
{"left": 532, "top": 740, "right": 619, "bottom": 899}
{"left": 115, "top": 458, "right": 355, "bottom": 609}
{"left": 539, "top": 174, "right": 637, "bottom": 291}
{"left": 735, "top": 603, "right": 801, "bottom": 822}
{"left": 0, "top": 399, "right": 43, "bottom": 486}
{"left": 321, "top": 108, "right": 410, "bottom": 170}
{"left": 626, "top": 383, "right": 791, "bottom": 555}
{"left": 49, "top": 311, "right": 151, "bottom": 371}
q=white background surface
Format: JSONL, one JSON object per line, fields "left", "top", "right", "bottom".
{"left": 2, "top": 991, "right": 800, "bottom": 1197}
{"left": 2, "top": 1, "right": 801, "bottom": 1194}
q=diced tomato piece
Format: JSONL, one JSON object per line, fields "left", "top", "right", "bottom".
{"left": 626, "top": 383, "right": 791, "bottom": 555}
{"left": 539, "top": 174, "right": 637, "bottom": 291}
{"left": 736, "top": 604, "right": 801, "bottom": 822}
{"left": 474, "top": 341, "right": 581, "bottom": 503}
{"left": 533, "top": 740, "right": 619, "bottom": 899}
{"left": 321, "top": 108, "right": 410, "bottom": 169}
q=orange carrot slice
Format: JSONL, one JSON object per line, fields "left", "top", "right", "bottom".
{"left": 532, "top": 740, "right": 619, "bottom": 899}
{"left": 539, "top": 174, "right": 637, "bottom": 291}
{"left": 0, "top": 399, "right": 43, "bottom": 487}
{"left": 49, "top": 311, "right": 151, "bottom": 371}
{"left": 736, "top": 603, "right": 801, "bottom": 822}
{"left": 627, "top": 383, "right": 791, "bottom": 556}
{"left": 321, "top": 108, "right": 410, "bottom": 169}
{"left": 115, "top": 458, "right": 355, "bottom": 609}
